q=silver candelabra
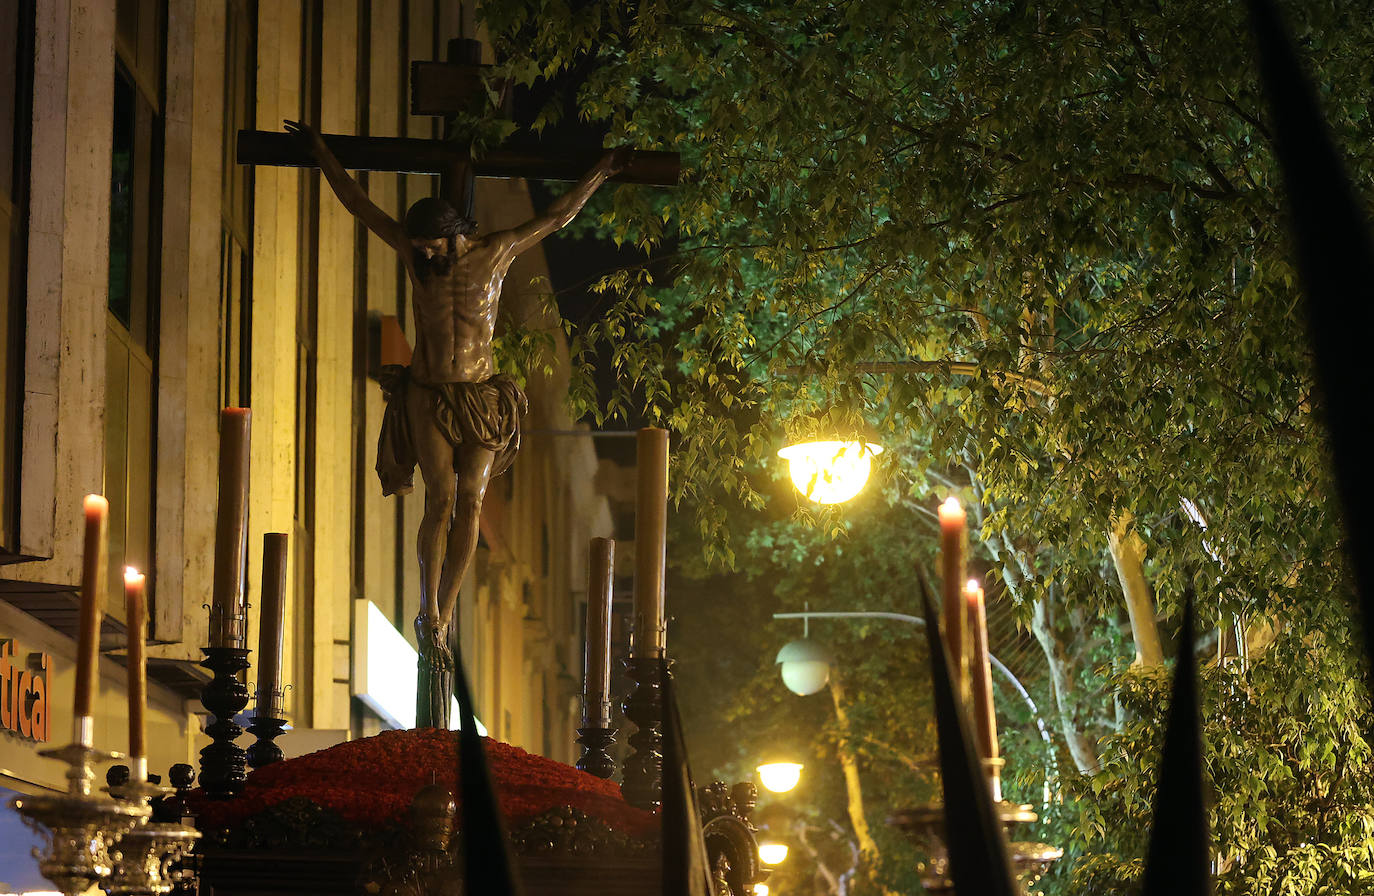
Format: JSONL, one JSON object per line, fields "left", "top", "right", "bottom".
{"left": 10, "top": 740, "right": 200, "bottom": 896}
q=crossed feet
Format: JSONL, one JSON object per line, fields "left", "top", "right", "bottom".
{"left": 415, "top": 615, "right": 454, "bottom": 673}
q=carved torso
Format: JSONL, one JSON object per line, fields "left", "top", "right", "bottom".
{"left": 405, "top": 236, "right": 512, "bottom": 384}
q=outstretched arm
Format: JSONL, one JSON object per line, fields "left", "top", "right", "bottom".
{"left": 285, "top": 120, "right": 409, "bottom": 253}
{"left": 499, "top": 147, "right": 632, "bottom": 262}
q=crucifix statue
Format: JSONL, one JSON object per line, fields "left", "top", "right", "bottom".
{"left": 239, "top": 40, "right": 678, "bottom": 729}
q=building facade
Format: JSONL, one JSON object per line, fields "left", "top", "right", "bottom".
{"left": 0, "top": 0, "right": 610, "bottom": 800}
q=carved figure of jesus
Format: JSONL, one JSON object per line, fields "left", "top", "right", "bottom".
{"left": 287, "top": 120, "right": 626, "bottom": 727}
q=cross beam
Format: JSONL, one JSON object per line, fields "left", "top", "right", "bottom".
{"left": 236, "top": 130, "right": 680, "bottom": 186}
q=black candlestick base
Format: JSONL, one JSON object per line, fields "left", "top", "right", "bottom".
{"left": 199, "top": 647, "right": 251, "bottom": 799}
{"left": 621, "top": 656, "right": 666, "bottom": 811}
{"left": 245, "top": 715, "right": 287, "bottom": 768}
{"left": 575, "top": 725, "right": 618, "bottom": 779}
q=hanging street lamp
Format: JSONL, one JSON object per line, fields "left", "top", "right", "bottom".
{"left": 755, "top": 761, "right": 804, "bottom": 794}
{"left": 757, "top": 842, "right": 790, "bottom": 866}
{"left": 776, "top": 438, "right": 884, "bottom": 504}
{"left": 774, "top": 638, "right": 833, "bottom": 696}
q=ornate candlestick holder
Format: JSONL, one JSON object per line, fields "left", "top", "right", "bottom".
{"left": 104, "top": 769, "right": 202, "bottom": 896}
{"left": 199, "top": 645, "right": 251, "bottom": 798}
{"left": 9, "top": 741, "right": 149, "bottom": 896}
{"left": 246, "top": 686, "right": 288, "bottom": 768}
{"left": 245, "top": 713, "right": 287, "bottom": 768}
{"left": 575, "top": 723, "right": 619, "bottom": 779}
{"left": 620, "top": 656, "right": 665, "bottom": 811}
{"left": 889, "top": 772, "right": 1063, "bottom": 896}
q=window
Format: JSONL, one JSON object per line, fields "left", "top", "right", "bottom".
{"left": 0, "top": 0, "right": 34, "bottom": 556}
{"left": 220, "top": 0, "right": 255, "bottom": 408}
{"left": 107, "top": 0, "right": 164, "bottom": 603}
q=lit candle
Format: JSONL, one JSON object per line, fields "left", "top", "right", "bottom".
{"left": 633, "top": 428, "right": 669, "bottom": 657}
{"left": 938, "top": 497, "right": 968, "bottom": 693}
{"left": 256, "top": 533, "right": 289, "bottom": 718}
{"left": 584, "top": 538, "right": 615, "bottom": 728}
{"left": 965, "top": 580, "right": 999, "bottom": 764}
{"left": 211, "top": 408, "right": 252, "bottom": 648}
{"left": 74, "top": 495, "right": 109, "bottom": 745}
{"left": 124, "top": 568, "right": 148, "bottom": 781}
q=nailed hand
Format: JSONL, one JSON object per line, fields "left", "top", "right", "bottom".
{"left": 283, "top": 119, "right": 323, "bottom": 153}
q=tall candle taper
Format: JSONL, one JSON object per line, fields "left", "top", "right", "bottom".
{"left": 124, "top": 568, "right": 148, "bottom": 782}
{"left": 632, "top": 428, "right": 668, "bottom": 657}
{"left": 585, "top": 537, "right": 615, "bottom": 727}
{"left": 966, "top": 581, "right": 998, "bottom": 758}
{"left": 256, "top": 533, "right": 288, "bottom": 717}
{"left": 966, "top": 579, "right": 1001, "bottom": 802}
{"left": 938, "top": 497, "right": 968, "bottom": 697}
{"left": 74, "top": 494, "right": 109, "bottom": 746}
{"left": 211, "top": 407, "right": 252, "bottom": 648}
{"left": 576, "top": 537, "right": 618, "bottom": 779}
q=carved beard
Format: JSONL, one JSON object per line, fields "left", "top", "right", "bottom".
{"left": 415, "top": 246, "right": 455, "bottom": 280}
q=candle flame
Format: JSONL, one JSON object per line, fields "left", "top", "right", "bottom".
{"left": 124, "top": 567, "right": 145, "bottom": 585}
{"left": 940, "top": 496, "right": 961, "bottom": 512}
{"left": 84, "top": 493, "right": 109, "bottom": 513}
{"left": 966, "top": 578, "right": 980, "bottom": 592}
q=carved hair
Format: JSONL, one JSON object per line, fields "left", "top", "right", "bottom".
{"left": 404, "top": 197, "right": 477, "bottom": 239}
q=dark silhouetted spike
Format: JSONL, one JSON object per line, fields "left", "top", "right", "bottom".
{"left": 1141, "top": 587, "right": 1211, "bottom": 896}
{"left": 1246, "top": 0, "right": 1374, "bottom": 677}
{"left": 915, "top": 567, "right": 1019, "bottom": 896}
{"left": 661, "top": 659, "right": 713, "bottom": 896}
{"left": 454, "top": 649, "right": 524, "bottom": 896}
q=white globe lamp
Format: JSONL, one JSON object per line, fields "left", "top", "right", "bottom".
{"left": 775, "top": 638, "right": 832, "bottom": 696}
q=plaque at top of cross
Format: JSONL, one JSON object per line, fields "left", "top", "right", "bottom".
{"left": 237, "top": 38, "right": 678, "bottom": 730}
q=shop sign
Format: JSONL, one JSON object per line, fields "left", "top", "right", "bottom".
{"left": 0, "top": 639, "right": 50, "bottom": 742}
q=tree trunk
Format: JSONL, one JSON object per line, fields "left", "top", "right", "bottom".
{"left": 829, "top": 677, "right": 881, "bottom": 858}
{"left": 1030, "top": 597, "right": 1102, "bottom": 775}
{"left": 793, "top": 821, "right": 845, "bottom": 896}
{"left": 992, "top": 532, "right": 1102, "bottom": 775}
{"left": 827, "top": 678, "right": 902, "bottom": 896}
{"left": 1108, "top": 510, "right": 1165, "bottom": 668}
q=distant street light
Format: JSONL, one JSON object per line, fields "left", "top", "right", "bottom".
{"left": 777, "top": 439, "right": 884, "bottom": 504}
{"left": 775, "top": 638, "right": 833, "bottom": 696}
{"left": 758, "top": 842, "right": 790, "bottom": 866}
{"left": 756, "top": 761, "right": 804, "bottom": 794}
{"left": 773, "top": 608, "right": 1059, "bottom": 806}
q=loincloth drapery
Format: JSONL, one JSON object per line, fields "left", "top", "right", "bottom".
{"left": 375, "top": 365, "right": 527, "bottom": 497}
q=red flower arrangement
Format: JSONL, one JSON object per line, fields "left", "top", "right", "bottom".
{"left": 192, "top": 729, "right": 658, "bottom": 838}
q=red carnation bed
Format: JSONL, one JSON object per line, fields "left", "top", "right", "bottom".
{"left": 192, "top": 728, "right": 657, "bottom": 838}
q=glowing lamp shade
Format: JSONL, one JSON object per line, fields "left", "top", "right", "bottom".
{"left": 776, "top": 638, "right": 832, "bottom": 696}
{"left": 777, "top": 439, "right": 883, "bottom": 504}
{"left": 758, "top": 842, "right": 789, "bottom": 866}
{"left": 757, "top": 761, "right": 804, "bottom": 793}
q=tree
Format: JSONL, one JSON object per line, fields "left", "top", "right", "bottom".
{"left": 484, "top": 2, "right": 1374, "bottom": 893}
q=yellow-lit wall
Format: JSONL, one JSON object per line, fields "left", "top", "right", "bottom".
{"left": 1, "top": 0, "right": 610, "bottom": 786}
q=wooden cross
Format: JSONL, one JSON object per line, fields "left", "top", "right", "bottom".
{"left": 237, "top": 38, "right": 679, "bottom": 217}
